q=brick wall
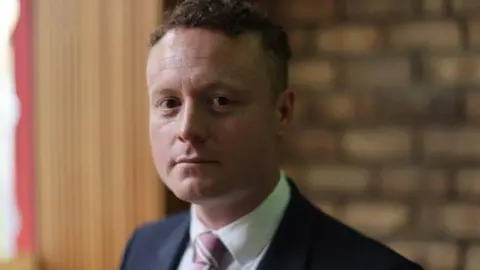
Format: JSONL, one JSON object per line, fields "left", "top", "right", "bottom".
{"left": 274, "top": 0, "right": 480, "bottom": 269}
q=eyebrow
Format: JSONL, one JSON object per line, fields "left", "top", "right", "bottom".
{"left": 149, "top": 79, "right": 252, "bottom": 97}
{"left": 149, "top": 87, "right": 176, "bottom": 96}
{"left": 197, "top": 80, "right": 250, "bottom": 94}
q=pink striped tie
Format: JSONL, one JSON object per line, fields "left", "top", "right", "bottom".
{"left": 193, "top": 231, "right": 227, "bottom": 270}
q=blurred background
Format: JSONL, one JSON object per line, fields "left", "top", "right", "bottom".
{"left": 1, "top": 0, "right": 480, "bottom": 269}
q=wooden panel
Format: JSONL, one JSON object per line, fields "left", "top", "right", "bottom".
{"left": 0, "top": 254, "right": 37, "bottom": 270}
{"left": 33, "top": 0, "right": 164, "bottom": 269}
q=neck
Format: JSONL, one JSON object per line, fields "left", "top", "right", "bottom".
{"left": 193, "top": 170, "right": 280, "bottom": 230}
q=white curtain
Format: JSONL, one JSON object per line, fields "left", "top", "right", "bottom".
{"left": 0, "top": 0, "right": 21, "bottom": 261}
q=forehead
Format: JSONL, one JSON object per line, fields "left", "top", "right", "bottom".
{"left": 146, "top": 28, "right": 268, "bottom": 85}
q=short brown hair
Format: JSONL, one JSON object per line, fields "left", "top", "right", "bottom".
{"left": 149, "top": 0, "right": 292, "bottom": 94}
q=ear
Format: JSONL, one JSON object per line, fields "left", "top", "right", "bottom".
{"left": 275, "top": 88, "right": 295, "bottom": 137}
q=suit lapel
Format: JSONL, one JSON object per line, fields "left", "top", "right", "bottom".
{"left": 146, "top": 179, "right": 316, "bottom": 270}
{"left": 151, "top": 214, "right": 190, "bottom": 270}
{"left": 256, "top": 179, "right": 316, "bottom": 270}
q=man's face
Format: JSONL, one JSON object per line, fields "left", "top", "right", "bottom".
{"left": 146, "top": 28, "right": 293, "bottom": 203}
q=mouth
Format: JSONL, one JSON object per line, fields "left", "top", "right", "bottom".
{"left": 175, "top": 157, "right": 219, "bottom": 165}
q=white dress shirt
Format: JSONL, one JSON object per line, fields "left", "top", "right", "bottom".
{"left": 177, "top": 171, "right": 291, "bottom": 270}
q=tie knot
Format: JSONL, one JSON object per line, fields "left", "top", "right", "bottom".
{"left": 193, "top": 232, "right": 227, "bottom": 269}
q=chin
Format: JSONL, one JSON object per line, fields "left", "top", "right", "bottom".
{"left": 170, "top": 176, "right": 218, "bottom": 203}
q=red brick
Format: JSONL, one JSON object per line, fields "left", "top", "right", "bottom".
{"left": 316, "top": 25, "right": 382, "bottom": 54}
{"left": 314, "top": 93, "right": 378, "bottom": 123}
{"left": 380, "top": 167, "right": 421, "bottom": 197}
{"left": 442, "top": 203, "right": 480, "bottom": 237}
{"left": 354, "top": 95, "right": 377, "bottom": 120}
{"left": 342, "top": 129, "right": 411, "bottom": 161}
{"left": 287, "top": 29, "right": 312, "bottom": 56}
{"left": 466, "top": 246, "right": 480, "bottom": 270}
{"left": 389, "top": 21, "right": 461, "bottom": 50}
{"left": 466, "top": 91, "right": 480, "bottom": 122}
{"left": 423, "top": 170, "right": 449, "bottom": 197}
{"left": 344, "top": 58, "right": 411, "bottom": 88}
{"left": 419, "top": 205, "right": 444, "bottom": 234}
{"left": 290, "top": 60, "right": 335, "bottom": 88}
{"left": 387, "top": 241, "right": 426, "bottom": 264}
{"left": 423, "top": 0, "right": 445, "bottom": 16}
{"left": 305, "top": 166, "right": 371, "bottom": 194}
{"left": 345, "top": 0, "right": 413, "bottom": 18}
{"left": 389, "top": 241, "right": 458, "bottom": 269}
{"left": 457, "top": 169, "right": 480, "bottom": 198}
{"left": 423, "top": 92, "right": 461, "bottom": 123}
{"left": 376, "top": 92, "right": 429, "bottom": 123}
{"left": 314, "top": 93, "right": 356, "bottom": 123}
{"left": 382, "top": 169, "right": 448, "bottom": 198}
{"left": 426, "top": 243, "right": 459, "bottom": 269}
{"left": 469, "top": 19, "right": 480, "bottom": 47}
{"left": 278, "top": 0, "right": 335, "bottom": 23}
{"left": 426, "top": 55, "right": 480, "bottom": 85}
{"left": 291, "top": 129, "right": 338, "bottom": 160}
{"left": 275, "top": 1, "right": 480, "bottom": 262}
{"left": 423, "top": 129, "right": 480, "bottom": 159}
{"left": 291, "top": 91, "right": 309, "bottom": 125}
{"left": 312, "top": 201, "right": 343, "bottom": 219}
{"left": 452, "top": 0, "right": 480, "bottom": 14}
{"left": 343, "top": 202, "right": 409, "bottom": 236}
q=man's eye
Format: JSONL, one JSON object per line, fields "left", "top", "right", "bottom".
{"left": 212, "top": 97, "right": 231, "bottom": 107}
{"left": 156, "top": 98, "right": 181, "bottom": 109}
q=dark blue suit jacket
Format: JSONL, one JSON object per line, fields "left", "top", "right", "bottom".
{"left": 120, "top": 180, "right": 424, "bottom": 270}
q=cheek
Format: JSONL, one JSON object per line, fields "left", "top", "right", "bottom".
{"left": 149, "top": 120, "right": 174, "bottom": 167}
{"left": 219, "top": 113, "right": 275, "bottom": 155}
{"left": 149, "top": 117, "right": 174, "bottom": 142}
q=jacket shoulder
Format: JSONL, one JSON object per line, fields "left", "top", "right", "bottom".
{"left": 133, "top": 211, "right": 189, "bottom": 239}
{"left": 308, "top": 205, "right": 423, "bottom": 269}
{"left": 120, "top": 211, "right": 189, "bottom": 269}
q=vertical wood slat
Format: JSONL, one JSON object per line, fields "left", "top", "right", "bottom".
{"left": 34, "top": 1, "right": 164, "bottom": 269}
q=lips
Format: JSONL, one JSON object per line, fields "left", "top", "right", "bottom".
{"left": 175, "top": 157, "right": 219, "bottom": 164}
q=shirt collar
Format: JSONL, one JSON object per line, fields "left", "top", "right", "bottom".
{"left": 189, "top": 171, "right": 291, "bottom": 266}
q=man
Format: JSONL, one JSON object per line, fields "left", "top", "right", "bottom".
{"left": 121, "top": 0, "right": 424, "bottom": 269}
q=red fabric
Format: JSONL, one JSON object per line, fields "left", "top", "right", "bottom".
{"left": 12, "top": 0, "right": 35, "bottom": 253}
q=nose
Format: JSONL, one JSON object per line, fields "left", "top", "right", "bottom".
{"left": 177, "top": 100, "right": 208, "bottom": 144}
